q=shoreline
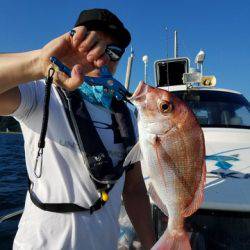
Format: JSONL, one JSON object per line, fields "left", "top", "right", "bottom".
{"left": 0, "top": 131, "right": 22, "bottom": 134}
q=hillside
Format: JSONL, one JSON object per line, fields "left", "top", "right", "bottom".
{"left": 0, "top": 116, "right": 21, "bottom": 132}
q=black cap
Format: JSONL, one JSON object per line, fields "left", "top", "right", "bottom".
{"left": 74, "top": 9, "right": 131, "bottom": 49}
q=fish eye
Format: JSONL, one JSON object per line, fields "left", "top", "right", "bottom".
{"left": 158, "top": 100, "right": 172, "bottom": 113}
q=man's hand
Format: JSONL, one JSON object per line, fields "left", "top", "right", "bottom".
{"left": 0, "top": 26, "right": 113, "bottom": 115}
{"left": 40, "top": 26, "right": 111, "bottom": 90}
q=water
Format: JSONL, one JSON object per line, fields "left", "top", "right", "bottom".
{"left": 0, "top": 133, "right": 27, "bottom": 250}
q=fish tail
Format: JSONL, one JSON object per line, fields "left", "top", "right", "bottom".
{"left": 152, "top": 229, "right": 191, "bottom": 250}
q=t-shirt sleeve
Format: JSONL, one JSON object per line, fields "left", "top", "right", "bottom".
{"left": 10, "top": 80, "right": 43, "bottom": 123}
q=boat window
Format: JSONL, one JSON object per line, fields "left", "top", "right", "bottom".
{"left": 172, "top": 90, "right": 250, "bottom": 129}
{"left": 155, "top": 58, "right": 189, "bottom": 87}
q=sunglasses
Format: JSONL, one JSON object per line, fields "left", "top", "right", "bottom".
{"left": 105, "top": 45, "right": 125, "bottom": 62}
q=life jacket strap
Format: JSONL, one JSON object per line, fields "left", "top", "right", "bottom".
{"left": 29, "top": 181, "right": 113, "bottom": 214}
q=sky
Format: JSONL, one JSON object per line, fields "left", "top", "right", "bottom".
{"left": 0, "top": 0, "right": 250, "bottom": 99}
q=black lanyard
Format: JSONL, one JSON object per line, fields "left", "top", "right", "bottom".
{"left": 34, "top": 67, "right": 55, "bottom": 178}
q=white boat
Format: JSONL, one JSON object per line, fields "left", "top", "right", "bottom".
{"left": 160, "top": 85, "right": 250, "bottom": 212}
{"left": 144, "top": 34, "right": 250, "bottom": 249}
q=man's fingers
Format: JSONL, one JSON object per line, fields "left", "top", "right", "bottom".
{"left": 65, "top": 65, "right": 84, "bottom": 90}
{"left": 71, "top": 26, "right": 88, "bottom": 48}
{"left": 78, "top": 31, "right": 98, "bottom": 52}
{"left": 64, "top": 27, "right": 110, "bottom": 69}
{"left": 94, "top": 54, "right": 110, "bottom": 68}
{"left": 56, "top": 65, "right": 84, "bottom": 91}
{"left": 86, "top": 40, "right": 107, "bottom": 63}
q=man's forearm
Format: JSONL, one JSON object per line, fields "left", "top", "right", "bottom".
{"left": 0, "top": 50, "right": 42, "bottom": 94}
{"left": 123, "top": 165, "right": 156, "bottom": 249}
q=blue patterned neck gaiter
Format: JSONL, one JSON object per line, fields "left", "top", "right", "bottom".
{"left": 78, "top": 82, "right": 113, "bottom": 109}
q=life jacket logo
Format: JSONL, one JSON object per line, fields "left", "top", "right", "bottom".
{"left": 94, "top": 153, "right": 105, "bottom": 162}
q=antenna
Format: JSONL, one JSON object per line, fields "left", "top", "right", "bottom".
{"left": 142, "top": 55, "right": 148, "bottom": 82}
{"left": 165, "top": 27, "right": 168, "bottom": 59}
{"left": 174, "top": 30, "right": 178, "bottom": 58}
{"left": 125, "top": 46, "right": 134, "bottom": 90}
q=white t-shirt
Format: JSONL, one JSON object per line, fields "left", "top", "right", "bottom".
{"left": 12, "top": 80, "right": 135, "bottom": 250}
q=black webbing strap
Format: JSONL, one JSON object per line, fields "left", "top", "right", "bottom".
{"left": 68, "top": 89, "right": 120, "bottom": 185}
{"left": 29, "top": 180, "right": 114, "bottom": 214}
{"left": 111, "top": 97, "right": 136, "bottom": 150}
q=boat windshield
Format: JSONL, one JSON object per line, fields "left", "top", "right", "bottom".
{"left": 173, "top": 90, "right": 250, "bottom": 129}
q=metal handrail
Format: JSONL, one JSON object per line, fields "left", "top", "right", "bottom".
{"left": 0, "top": 209, "right": 23, "bottom": 223}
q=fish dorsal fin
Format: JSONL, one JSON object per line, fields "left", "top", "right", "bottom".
{"left": 182, "top": 161, "right": 206, "bottom": 217}
{"left": 123, "top": 142, "right": 142, "bottom": 167}
{"left": 148, "top": 183, "right": 168, "bottom": 217}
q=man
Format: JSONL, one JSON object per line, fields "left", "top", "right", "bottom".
{"left": 0, "top": 9, "right": 155, "bottom": 250}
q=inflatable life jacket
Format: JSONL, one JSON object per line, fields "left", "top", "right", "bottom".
{"left": 29, "top": 86, "right": 136, "bottom": 213}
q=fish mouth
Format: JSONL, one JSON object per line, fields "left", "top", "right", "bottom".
{"left": 129, "top": 81, "right": 148, "bottom": 102}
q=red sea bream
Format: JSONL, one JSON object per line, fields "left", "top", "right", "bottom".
{"left": 125, "top": 82, "right": 206, "bottom": 250}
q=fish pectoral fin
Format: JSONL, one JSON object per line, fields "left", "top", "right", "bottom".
{"left": 148, "top": 183, "right": 168, "bottom": 217}
{"left": 123, "top": 142, "right": 142, "bottom": 167}
{"left": 182, "top": 161, "right": 206, "bottom": 218}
